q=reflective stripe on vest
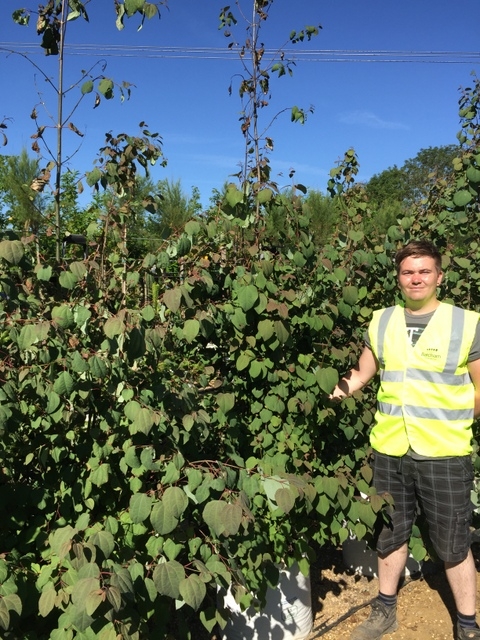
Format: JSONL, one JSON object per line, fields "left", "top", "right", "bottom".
{"left": 377, "top": 401, "right": 472, "bottom": 421}
{"left": 381, "top": 369, "right": 472, "bottom": 385}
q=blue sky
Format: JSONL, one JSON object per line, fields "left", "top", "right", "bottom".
{"left": 1, "top": 0, "right": 479, "bottom": 208}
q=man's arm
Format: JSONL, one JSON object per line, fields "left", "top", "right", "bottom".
{"left": 329, "top": 346, "right": 379, "bottom": 401}
{"left": 468, "top": 358, "right": 480, "bottom": 418}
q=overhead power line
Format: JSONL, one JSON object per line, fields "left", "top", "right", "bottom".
{"left": 1, "top": 42, "right": 479, "bottom": 64}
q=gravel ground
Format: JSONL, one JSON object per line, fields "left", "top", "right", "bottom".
{"left": 309, "top": 543, "right": 480, "bottom": 640}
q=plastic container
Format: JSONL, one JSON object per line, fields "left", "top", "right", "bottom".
{"left": 220, "top": 562, "right": 313, "bottom": 640}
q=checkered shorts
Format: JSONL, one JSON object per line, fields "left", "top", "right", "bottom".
{"left": 372, "top": 450, "right": 474, "bottom": 563}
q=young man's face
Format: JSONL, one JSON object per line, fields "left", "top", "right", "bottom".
{"left": 397, "top": 255, "right": 443, "bottom": 312}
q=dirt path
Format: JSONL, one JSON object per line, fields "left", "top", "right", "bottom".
{"left": 309, "top": 544, "right": 480, "bottom": 639}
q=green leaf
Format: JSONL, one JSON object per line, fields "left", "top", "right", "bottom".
{"left": 52, "top": 305, "right": 74, "bottom": 328}
{"left": 323, "top": 477, "right": 339, "bottom": 500}
{"left": 275, "top": 487, "right": 295, "bottom": 514}
{"left": 51, "top": 526, "right": 76, "bottom": 559}
{"left": 0, "top": 240, "right": 24, "bottom": 264}
{"left": 142, "top": 305, "right": 156, "bottom": 321}
{"left": 81, "top": 80, "right": 94, "bottom": 94}
{"left": 130, "top": 493, "right": 153, "bottom": 524}
{"left": 69, "top": 603, "right": 95, "bottom": 632}
{"left": 12, "top": 9, "right": 30, "bottom": 26}
{"left": 453, "top": 190, "right": 472, "bottom": 207}
{"left": 0, "top": 600, "right": 9, "bottom": 631}
{"left": 59, "top": 271, "right": 78, "bottom": 289}
{"left": 221, "top": 503, "right": 242, "bottom": 535}
{"left": 410, "top": 543, "right": 427, "bottom": 562}
{"left": 225, "top": 185, "right": 244, "bottom": 208}
{"left": 110, "top": 568, "right": 134, "bottom": 595}
{"left": 183, "top": 319, "right": 200, "bottom": 343}
{"left": 18, "top": 322, "right": 50, "bottom": 349}
{"left": 153, "top": 561, "right": 185, "bottom": 599}
{"left": 98, "top": 78, "right": 114, "bottom": 98}
{"left": 85, "top": 591, "right": 103, "bottom": 616}
{"left": 342, "top": 285, "right": 358, "bottom": 305}
{"left": 46, "top": 391, "right": 61, "bottom": 415}
{"left": 217, "top": 393, "right": 235, "bottom": 414}
{"left": 71, "top": 351, "right": 89, "bottom": 373}
{"left": 237, "top": 285, "right": 259, "bottom": 312}
{"left": 104, "top": 316, "right": 125, "bottom": 338}
{"left": 184, "top": 220, "right": 200, "bottom": 235}
{"left": 72, "top": 577, "right": 100, "bottom": 606}
{"left": 179, "top": 574, "right": 206, "bottom": 610}
{"left": 74, "top": 305, "right": 92, "bottom": 332}
{"left": 348, "top": 230, "right": 364, "bottom": 243}
{"left": 236, "top": 351, "right": 253, "bottom": 371}
{"left": 125, "top": 402, "right": 154, "bottom": 435}
{"left": 89, "top": 355, "right": 108, "bottom": 378}
{"left": 357, "top": 501, "right": 377, "bottom": 529}
{"left": 354, "top": 522, "right": 367, "bottom": 539}
{"left": 39, "top": 585, "right": 56, "bottom": 617}
{"left": 258, "top": 319, "right": 275, "bottom": 341}
{"left": 69, "top": 261, "right": 87, "bottom": 279}
{"left": 274, "top": 320, "right": 289, "bottom": 344}
{"left": 53, "top": 371, "right": 75, "bottom": 396}
{"left": 124, "top": 0, "right": 145, "bottom": 15}
{"left": 292, "top": 251, "right": 306, "bottom": 267}
{"left": 316, "top": 366, "right": 339, "bottom": 393}
{"left": 36, "top": 265, "right": 53, "bottom": 281}
{"left": 90, "top": 464, "right": 110, "bottom": 487}
{"left": 163, "top": 538, "right": 184, "bottom": 561}
{"left": 256, "top": 188, "right": 273, "bottom": 204}
{"left": 151, "top": 503, "right": 177, "bottom": 535}
{"left": 466, "top": 165, "right": 480, "bottom": 183}
{"left": 0, "top": 562, "right": 7, "bottom": 584}
{"left": 86, "top": 167, "right": 102, "bottom": 186}
{"left": 202, "top": 500, "right": 227, "bottom": 536}
{"left": 143, "top": 2, "right": 158, "bottom": 20}
{"left": 163, "top": 287, "right": 182, "bottom": 312}
{"left": 454, "top": 257, "right": 471, "bottom": 269}
{"left": 163, "top": 487, "right": 189, "bottom": 518}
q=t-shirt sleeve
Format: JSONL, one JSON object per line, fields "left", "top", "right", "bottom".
{"left": 364, "top": 330, "right": 371, "bottom": 350}
{"left": 468, "top": 320, "right": 480, "bottom": 362}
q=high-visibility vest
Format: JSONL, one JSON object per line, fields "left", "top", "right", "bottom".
{"left": 368, "top": 302, "right": 479, "bottom": 457}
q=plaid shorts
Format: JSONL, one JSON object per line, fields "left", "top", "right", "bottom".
{"left": 372, "top": 450, "right": 474, "bottom": 563}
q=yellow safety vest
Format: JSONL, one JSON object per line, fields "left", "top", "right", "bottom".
{"left": 368, "top": 302, "right": 479, "bottom": 457}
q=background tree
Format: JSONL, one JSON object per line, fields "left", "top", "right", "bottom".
{"left": 402, "top": 144, "right": 458, "bottom": 203}
{"left": 0, "top": 149, "right": 51, "bottom": 260}
{"left": 146, "top": 179, "right": 202, "bottom": 243}
{"left": 365, "top": 144, "right": 459, "bottom": 208}
{"left": 302, "top": 188, "right": 340, "bottom": 245}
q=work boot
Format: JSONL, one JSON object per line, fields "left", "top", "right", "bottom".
{"left": 457, "top": 624, "right": 480, "bottom": 639}
{"left": 350, "top": 598, "right": 398, "bottom": 640}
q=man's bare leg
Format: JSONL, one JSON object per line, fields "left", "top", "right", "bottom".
{"left": 350, "top": 544, "right": 407, "bottom": 639}
{"left": 445, "top": 549, "right": 477, "bottom": 615}
{"left": 378, "top": 542, "right": 409, "bottom": 594}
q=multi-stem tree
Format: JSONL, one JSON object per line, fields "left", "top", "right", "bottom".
{"left": 219, "top": 1, "right": 320, "bottom": 227}
{"left": 8, "top": 0, "right": 167, "bottom": 261}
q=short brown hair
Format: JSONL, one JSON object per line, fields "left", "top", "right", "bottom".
{"left": 394, "top": 240, "right": 442, "bottom": 274}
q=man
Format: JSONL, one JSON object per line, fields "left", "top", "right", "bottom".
{"left": 330, "top": 239, "right": 480, "bottom": 640}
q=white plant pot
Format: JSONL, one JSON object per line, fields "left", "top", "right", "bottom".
{"left": 219, "top": 562, "right": 313, "bottom": 640}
